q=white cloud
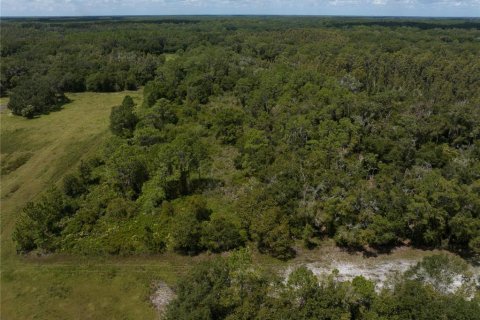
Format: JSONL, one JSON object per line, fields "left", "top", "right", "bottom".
{"left": 0, "top": 0, "right": 479, "bottom": 16}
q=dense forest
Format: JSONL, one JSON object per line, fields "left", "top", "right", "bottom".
{"left": 4, "top": 17, "right": 480, "bottom": 259}
{"left": 2, "top": 16, "right": 480, "bottom": 319}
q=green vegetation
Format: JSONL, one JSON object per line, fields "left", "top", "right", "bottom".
{"left": 9, "top": 16, "right": 480, "bottom": 259}
{"left": 1, "top": 16, "right": 479, "bottom": 319}
{"left": 165, "top": 251, "right": 480, "bottom": 320}
{"left": 7, "top": 77, "right": 68, "bottom": 117}
{"left": 0, "top": 91, "right": 170, "bottom": 319}
{"left": 110, "top": 96, "right": 138, "bottom": 137}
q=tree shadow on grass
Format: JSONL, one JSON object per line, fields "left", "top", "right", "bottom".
{"left": 20, "top": 97, "right": 73, "bottom": 119}
{"left": 43, "top": 96, "right": 72, "bottom": 114}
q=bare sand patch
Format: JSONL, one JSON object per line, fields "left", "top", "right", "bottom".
{"left": 150, "top": 281, "right": 176, "bottom": 318}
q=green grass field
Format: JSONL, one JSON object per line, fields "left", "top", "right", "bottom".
{"left": 0, "top": 91, "right": 178, "bottom": 320}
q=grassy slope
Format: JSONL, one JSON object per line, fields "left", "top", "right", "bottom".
{"left": 0, "top": 91, "right": 166, "bottom": 320}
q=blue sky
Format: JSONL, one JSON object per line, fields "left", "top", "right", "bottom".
{"left": 1, "top": 0, "right": 479, "bottom": 17}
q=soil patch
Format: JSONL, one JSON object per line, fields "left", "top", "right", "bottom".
{"left": 150, "top": 281, "right": 176, "bottom": 318}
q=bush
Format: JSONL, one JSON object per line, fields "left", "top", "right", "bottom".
{"left": 165, "top": 252, "right": 480, "bottom": 320}
{"left": 238, "top": 128, "right": 274, "bottom": 175}
{"left": 13, "top": 188, "right": 74, "bottom": 252}
{"left": 302, "top": 224, "right": 316, "bottom": 249}
{"left": 86, "top": 72, "right": 118, "bottom": 92}
{"left": 201, "top": 215, "right": 245, "bottom": 252}
{"left": 334, "top": 226, "right": 366, "bottom": 249}
{"left": 405, "top": 254, "right": 476, "bottom": 297}
{"left": 137, "top": 170, "right": 168, "bottom": 214}
{"left": 169, "top": 210, "right": 202, "bottom": 254}
{"left": 213, "top": 107, "right": 244, "bottom": 145}
{"left": 108, "top": 145, "right": 149, "bottom": 198}
{"left": 250, "top": 208, "right": 295, "bottom": 260}
{"left": 20, "top": 105, "right": 35, "bottom": 118}
{"left": 106, "top": 198, "right": 138, "bottom": 219}
{"left": 13, "top": 214, "right": 37, "bottom": 252}
{"left": 469, "top": 237, "right": 480, "bottom": 254}
{"left": 168, "top": 196, "right": 213, "bottom": 254}
{"left": 139, "top": 98, "right": 178, "bottom": 130}
{"left": 63, "top": 173, "right": 86, "bottom": 197}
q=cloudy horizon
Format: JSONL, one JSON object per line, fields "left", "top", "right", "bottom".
{"left": 1, "top": 0, "right": 479, "bottom": 17}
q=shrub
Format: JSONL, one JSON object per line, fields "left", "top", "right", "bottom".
{"left": 201, "top": 215, "right": 245, "bottom": 252}
{"left": 169, "top": 210, "right": 202, "bottom": 254}
{"left": 13, "top": 188, "right": 74, "bottom": 252}
{"left": 213, "top": 108, "right": 244, "bottom": 144}
{"left": 250, "top": 208, "right": 295, "bottom": 260}
{"left": 108, "top": 145, "right": 149, "bottom": 198}
{"left": 302, "top": 224, "right": 316, "bottom": 249}
{"left": 63, "top": 173, "right": 86, "bottom": 197}
{"left": 106, "top": 198, "right": 138, "bottom": 219}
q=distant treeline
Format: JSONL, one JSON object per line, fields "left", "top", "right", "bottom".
{"left": 327, "top": 19, "right": 480, "bottom": 30}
